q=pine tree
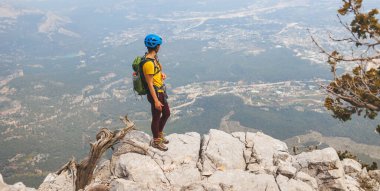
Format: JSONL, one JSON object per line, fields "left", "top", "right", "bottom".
{"left": 313, "top": 0, "right": 380, "bottom": 133}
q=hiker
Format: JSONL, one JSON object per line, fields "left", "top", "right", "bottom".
{"left": 142, "top": 34, "right": 170, "bottom": 151}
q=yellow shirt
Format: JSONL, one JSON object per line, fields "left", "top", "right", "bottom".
{"left": 142, "top": 60, "right": 164, "bottom": 92}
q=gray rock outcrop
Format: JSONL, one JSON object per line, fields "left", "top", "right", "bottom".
{"left": 4, "top": 129, "right": 377, "bottom": 191}
{"left": 293, "top": 147, "right": 346, "bottom": 190}
{"left": 369, "top": 170, "right": 380, "bottom": 183}
{"left": 38, "top": 171, "right": 73, "bottom": 191}
{"left": 99, "top": 129, "right": 380, "bottom": 190}
{"left": 342, "top": 159, "right": 362, "bottom": 175}
{"left": 0, "top": 172, "right": 36, "bottom": 191}
{"left": 197, "top": 129, "right": 246, "bottom": 176}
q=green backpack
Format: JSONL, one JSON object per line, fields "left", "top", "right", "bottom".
{"left": 132, "top": 56, "right": 158, "bottom": 95}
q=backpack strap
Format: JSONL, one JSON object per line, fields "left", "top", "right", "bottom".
{"left": 139, "top": 57, "right": 161, "bottom": 91}
{"left": 140, "top": 57, "right": 160, "bottom": 75}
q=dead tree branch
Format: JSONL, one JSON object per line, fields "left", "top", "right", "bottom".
{"left": 56, "top": 115, "right": 135, "bottom": 191}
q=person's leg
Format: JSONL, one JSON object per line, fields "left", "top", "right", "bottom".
{"left": 159, "top": 93, "right": 170, "bottom": 133}
{"left": 157, "top": 92, "right": 170, "bottom": 144}
{"left": 148, "top": 93, "right": 168, "bottom": 151}
{"left": 147, "top": 94, "right": 161, "bottom": 139}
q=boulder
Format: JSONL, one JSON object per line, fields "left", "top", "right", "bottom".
{"left": 179, "top": 182, "right": 224, "bottom": 191}
{"left": 84, "top": 183, "right": 109, "bottom": 191}
{"left": 112, "top": 130, "right": 151, "bottom": 156}
{"left": 294, "top": 147, "right": 346, "bottom": 190}
{"left": 246, "top": 132, "right": 289, "bottom": 174}
{"left": 113, "top": 153, "right": 169, "bottom": 188}
{"left": 110, "top": 178, "right": 147, "bottom": 191}
{"left": 7, "top": 182, "right": 30, "bottom": 191}
{"left": 38, "top": 171, "right": 73, "bottom": 191}
{"left": 197, "top": 129, "right": 246, "bottom": 176}
{"left": 93, "top": 160, "right": 112, "bottom": 184}
{"left": 121, "top": 130, "right": 151, "bottom": 144}
{"left": 369, "top": 170, "right": 380, "bottom": 183}
{"left": 277, "top": 163, "right": 297, "bottom": 178}
{"left": 0, "top": 173, "right": 6, "bottom": 188}
{"left": 0, "top": 173, "right": 37, "bottom": 191}
{"left": 207, "top": 170, "right": 279, "bottom": 191}
{"left": 276, "top": 174, "right": 315, "bottom": 191}
{"left": 357, "top": 168, "right": 380, "bottom": 190}
{"left": 8, "top": 130, "right": 380, "bottom": 191}
{"left": 112, "top": 131, "right": 202, "bottom": 188}
{"left": 158, "top": 132, "right": 202, "bottom": 187}
{"left": 230, "top": 132, "right": 246, "bottom": 144}
{"left": 344, "top": 175, "right": 363, "bottom": 191}
{"left": 342, "top": 158, "right": 362, "bottom": 175}
{"left": 294, "top": 171, "right": 318, "bottom": 190}
{"left": 42, "top": 173, "right": 57, "bottom": 183}
{"left": 245, "top": 132, "right": 256, "bottom": 148}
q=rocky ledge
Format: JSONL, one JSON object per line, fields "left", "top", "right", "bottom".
{"left": 2, "top": 129, "right": 380, "bottom": 191}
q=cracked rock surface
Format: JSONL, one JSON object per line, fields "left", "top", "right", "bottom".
{"left": 14, "top": 129, "right": 379, "bottom": 191}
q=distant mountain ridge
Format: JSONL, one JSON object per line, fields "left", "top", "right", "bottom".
{"left": 2, "top": 129, "right": 380, "bottom": 191}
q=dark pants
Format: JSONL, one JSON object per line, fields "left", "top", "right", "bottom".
{"left": 147, "top": 92, "right": 170, "bottom": 139}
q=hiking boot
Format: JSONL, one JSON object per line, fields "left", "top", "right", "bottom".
{"left": 159, "top": 132, "right": 169, "bottom": 144}
{"left": 151, "top": 138, "right": 168, "bottom": 151}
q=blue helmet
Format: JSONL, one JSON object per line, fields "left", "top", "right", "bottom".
{"left": 144, "top": 34, "right": 162, "bottom": 48}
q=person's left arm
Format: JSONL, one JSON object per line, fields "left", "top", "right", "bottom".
{"left": 158, "top": 62, "right": 167, "bottom": 80}
{"left": 162, "top": 73, "right": 167, "bottom": 80}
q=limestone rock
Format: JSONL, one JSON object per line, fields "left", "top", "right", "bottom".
{"left": 369, "top": 170, "right": 380, "bottom": 183}
{"left": 8, "top": 130, "right": 380, "bottom": 191}
{"left": 357, "top": 168, "right": 380, "bottom": 191}
{"left": 38, "top": 171, "right": 73, "bottom": 191}
{"left": 84, "top": 183, "right": 109, "bottom": 191}
{"left": 345, "top": 175, "right": 363, "bottom": 191}
{"left": 158, "top": 132, "right": 201, "bottom": 187}
{"left": 277, "top": 164, "right": 297, "bottom": 178}
{"left": 0, "top": 173, "right": 37, "bottom": 191}
{"left": 245, "top": 132, "right": 256, "bottom": 148}
{"left": 7, "top": 182, "right": 29, "bottom": 191}
{"left": 246, "top": 132, "right": 289, "bottom": 174}
{"left": 113, "top": 130, "right": 151, "bottom": 156}
{"left": 198, "top": 129, "right": 245, "bottom": 176}
{"left": 276, "top": 174, "right": 315, "bottom": 191}
{"left": 0, "top": 173, "right": 6, "bottom": 188}
{"left": 342, "top": 158, "right": 362, "bottom": 175}
{"left": 207, "top": 170, "right": 279, "bottom": 191}
{"left": 110, "top": 178, "right": 147, "bottom": 191}
{"left": 294, "top": 147, "right": 346, "bottom": 190}
{"left": 121, "top": 130, "right": 151, "bottom": 144}
{"left": 113, "top": 153, "right": 169, "bottom": 188}
{"left": 93, "top": 160, "right": 112, "bottom": 184}
{"left": 179, "top": 182, "right": 224, "bottom": 191}
{"left": 42, "top": 173, "right": 57, "bottom": 183}
{"left": 230, "top": 132, "right": 246, "bottom": 144}
{"left": 295, "top": 171, "right": 318, "bottom": 190}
